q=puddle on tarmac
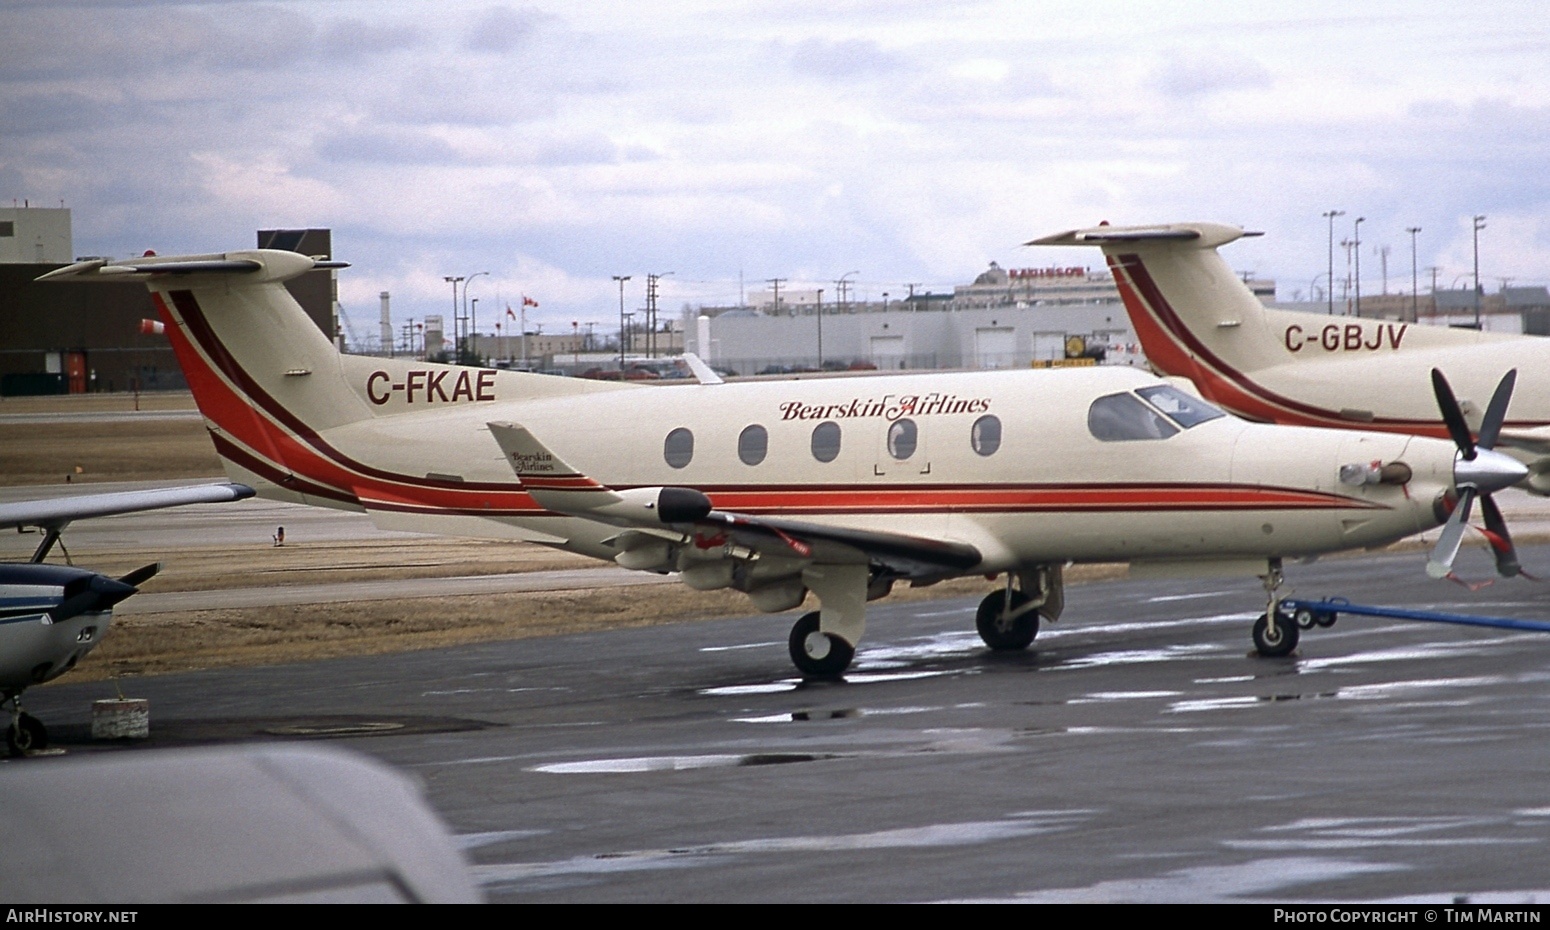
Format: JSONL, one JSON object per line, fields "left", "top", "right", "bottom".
{"left": 1069, "top": 690, "right": 1183, "bottom": 703}
{"left": 474, "top": 811, "right": 1093, "bottom": 889}
{"left": 1053, "top": 643, "right": 1225, "bottom": 670}
{"left": 458, "top": 829, "right": 549, "bottom": 850}
{"left": 699, "top": 641, "right": 782, "bottom": 653}
{"left": 528, "top": 752, "right": 846, "bottom": 774}
{"left": 733, "top": 706, "right": 939, "bottom": 724}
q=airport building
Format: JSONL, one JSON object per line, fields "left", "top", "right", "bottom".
{"left": 680, "top": 262, "right": 1274, "bottom": 375}
{"left": 0, "top": 212, "right": 339, "bottom": 395}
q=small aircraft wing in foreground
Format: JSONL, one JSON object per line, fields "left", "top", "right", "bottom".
{"left": 42, "top": 250, "right": 1522, "bottom": 675}
{"left": 0, "top": 481, "right": 254, "bottom": 754}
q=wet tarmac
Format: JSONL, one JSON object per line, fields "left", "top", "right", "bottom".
{"left": 17, "top": 543, "right": 1550, "bottom": 902}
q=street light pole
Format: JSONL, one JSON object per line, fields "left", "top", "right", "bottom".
{"left": 1473, "top": 214, "right": 1487, "bottom": 329}
{"left": 464, "top": 271, "right": 489, "bottom": 365}
{"left": 1406, "top": 226, "right": 1422, "bottom": 322}
{"left": 442, "top": 275, "right": 464, "bottom": 361}
{"left": 815, "top": 288, "right": 824, "bottom": 367}
{"left": 1352, "top": 217, "right": 1365, "bottom": 317}
{"left": 1322, "top": 210, "right": 1344, "bottom": 315}
{"left": 612, "top": 275, "right": 632, "bottom": 368}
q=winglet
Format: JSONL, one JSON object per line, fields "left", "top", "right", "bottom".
{"left": 682, "top": 352, "right": 724, "bottom": 385}
{"left": 487, "top": 421, "right": 713, "bottom": 525}
{"left": 487, "top": 421, "right": 623, "bottom": 510}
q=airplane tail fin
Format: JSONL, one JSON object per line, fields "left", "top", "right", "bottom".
{"left": 1029, "top": 223, "right": 1281, "bottom": 402}
{"left": 39, "top": 251, "right": 626, "bottom": 510}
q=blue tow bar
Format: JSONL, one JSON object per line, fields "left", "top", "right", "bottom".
{"left": 1279, "top": 597, "right": 1550, "bottom": 634}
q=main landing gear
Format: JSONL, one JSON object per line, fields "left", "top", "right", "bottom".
{"left": 976, "top": 566, "right": 1063, "bottom": 652}
{"left": 789, "top": 611, "right": 856, "bottom": 677}
{"left": 783, "top": 564, "right": 1065, "bottom": 678}
{"left": 6, "top": 701, "right": 47, "bottom": 757}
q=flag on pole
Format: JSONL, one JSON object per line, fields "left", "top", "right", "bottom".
{"left": 506, "top": 306, "right": 516, "bottom": 320}
{"left": 523, "top": 294, "right": 539, "bottom": 307}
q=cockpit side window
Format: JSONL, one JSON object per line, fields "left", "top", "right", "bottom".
{"left": 1136, "top": 385, "right": 1226, "bottom": 429}
{"left": 1087, "top": 392, "right": 1180, "bottom": 442}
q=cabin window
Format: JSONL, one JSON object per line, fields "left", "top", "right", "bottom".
{"left": 1136, "top": 385, "right": 1226, "bottom": 429}
{"left": 811, "top": 421, "right": 842, "bottom": 463}
{"left": 971, "top": 415, "right": 1001, "bottom": 456}
{"left": 739, "top": 424, "right": 768, "bottom": 466}
{"left": 1087, "top": 392, "right": 1179, "bottom": 442}
{"left": 887, "top": 418, "right": 918, "bottom": 460}
{"left": 664, "top": 427, "right": 694, "bottom": 468}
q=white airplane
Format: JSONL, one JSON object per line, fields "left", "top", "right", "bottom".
{"left": 39, "top": 251, "right": 1525, "bottom": 676}
{"left": 0, "top": 481, "right": 254, "bottom": 754}
{"left": 1033, "top": 221, "right": 1548, "bottom": 580}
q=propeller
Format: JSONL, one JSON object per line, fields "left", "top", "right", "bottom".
{"left": 1426, "top": 369, "right": 1529, "bottom": 579}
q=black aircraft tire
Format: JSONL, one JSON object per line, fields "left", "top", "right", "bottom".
{"left": 1252, "top": 612, "right": 1299, "bottom": 657}
{"left": 7, "top": 713, "right": 46, "bottom": 757}
{"left": 976, "top": 589, "right": 1038, "bottom": 651}
{"left": 788, "top": 611, "right": 855, "bottom": 677}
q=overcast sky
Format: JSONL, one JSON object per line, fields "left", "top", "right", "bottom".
{"left": 4, "top": 1, "right": 1547, "bottom": 343}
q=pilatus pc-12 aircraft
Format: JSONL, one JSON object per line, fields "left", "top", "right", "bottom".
{"left": 40, "top": 250, "right": 1523, "bottom": 675}
{"left": 1034, "top": 221, "right": 1543, "bottom": 581}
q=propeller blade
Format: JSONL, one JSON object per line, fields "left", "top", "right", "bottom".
{"left": 1479, "top": 494, "right": 1522, "bottom": 578}
{"left": 1432, "top": 368, "right": 1477, "bottom": 459}
{"left": 1476, "top": 369, "right": 1517, "bottom": 451}
{"left": 1426, "top": 487, "right": 1476, "bottom": 579}
{"left": 117, "top": 562, "right": 162, "bottom": 588}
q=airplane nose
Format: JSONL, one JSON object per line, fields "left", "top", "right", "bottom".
{"left": 1455, "top": 447, "right": 1528, "bottom": 495}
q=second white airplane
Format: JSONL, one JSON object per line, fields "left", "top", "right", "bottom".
{"left": 41, "top": 250, "right": 1521, "bottom": 674}
{"left": 1034, "top": 221, "right": 1547, "bottom": 580}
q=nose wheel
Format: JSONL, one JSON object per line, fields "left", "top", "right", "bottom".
{"left": 789, "top": 611, "right": 855, "bottom": 677}
{"left": 1251, "top": 610, "right": 1299, "bottom": 657}
{"left": 1251, "top": 559, "right": 1298, "bottom": 657}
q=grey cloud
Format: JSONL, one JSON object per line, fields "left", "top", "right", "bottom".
{"left": 1153, "top": 52, "right": 1272, "bottom": 98}
{"left": 319, "top": 19, "right": 425, "bottom": 60}
{"left": 0, "top": 91, "right": 137, "bottom": 137}
{"left": 369, "top": 64, "right": 558, "bottom": 126}
{"left": 786, "top": 38, "right": 907, "bottom": 80}
{"left": 314, "top": 128, "right": 466, "bottom": 166}
{"left": 0, "top": 6, "right": 318, "bottom": 80}
{"left": 530, "top": 135, "right": 620, "bottom": 166}
{"left": 465, "top": 5, "right": 549, "bottom": 54}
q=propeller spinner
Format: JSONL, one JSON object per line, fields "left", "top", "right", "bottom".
{"left": 1426, "top": 369, "right": 1529, "bottom": 579}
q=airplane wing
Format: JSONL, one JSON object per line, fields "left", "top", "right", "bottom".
{"left": 487, "top": 422, "right": 981, "bottom": 578}
{"left": 693, "top": 509, "right": 982, "bottom": 576}
{"left": 0, "top": 482, "right": 256, "bottom": 531}
{"left": 1496, "top": 425, "right": 1550, "bottom": 455}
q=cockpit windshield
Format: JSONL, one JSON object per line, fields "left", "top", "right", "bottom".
{"left": 1136, "top": 385, "right": 1226, "bottom": 428}
{"left": 1088, "top": 392, "right": 1179, "bottom": 442}
{"left": 1087, "top": 386, "right": 1227, "bottom": 442}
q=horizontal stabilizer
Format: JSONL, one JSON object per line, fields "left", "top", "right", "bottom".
{"left": 1028, "top": 222, "right": 1260, "bottom": 249}
{"left": 37, "top": 250, "right": 348, "bottom": 285}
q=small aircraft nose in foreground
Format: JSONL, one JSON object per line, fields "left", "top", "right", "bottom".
{"left": 0, "top": 482, "right": 254, "bottom": 754}
{"left": 42, "top": 251, "right": 1488, "bottom": 675}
